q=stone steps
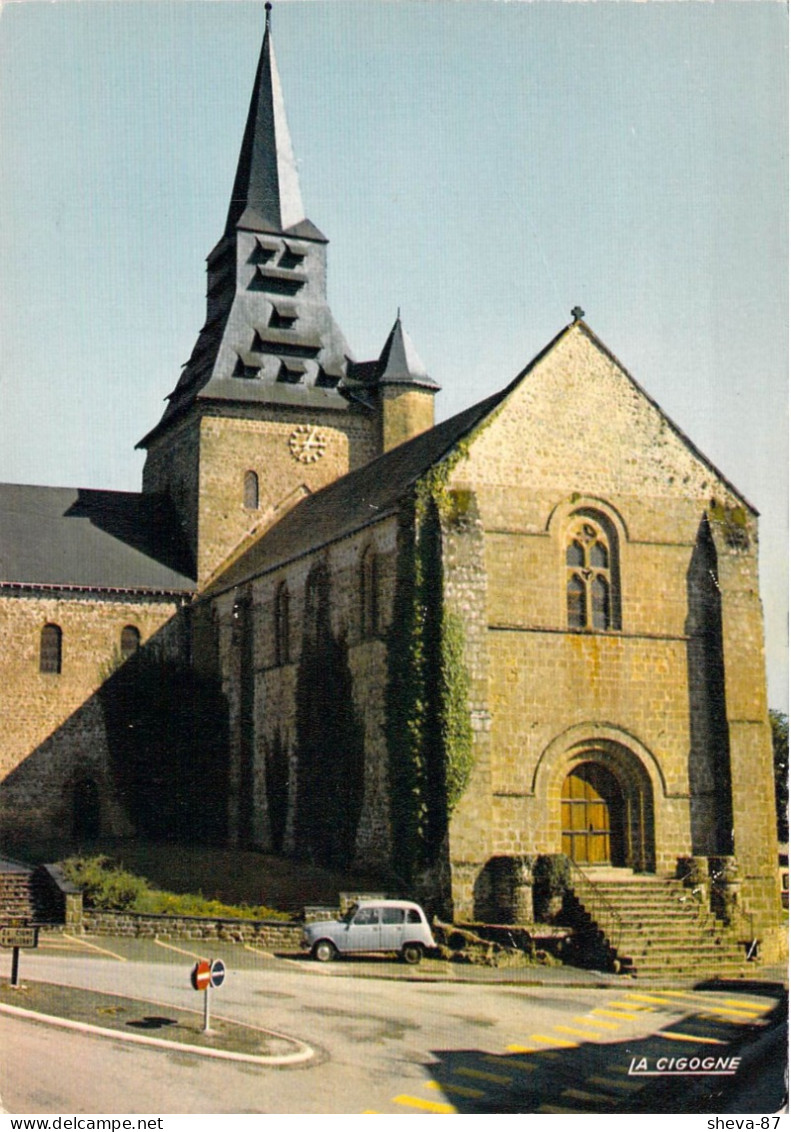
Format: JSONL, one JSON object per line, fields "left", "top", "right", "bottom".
{"left": 0, "top": 861, "right": 58, "bottom": 924}
{"left": 568, "top": 872, "right": 749, "bottom": 978}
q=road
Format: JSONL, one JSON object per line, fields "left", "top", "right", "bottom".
{"left": 0, "top": 937, "right": 785, "bottom": 1114}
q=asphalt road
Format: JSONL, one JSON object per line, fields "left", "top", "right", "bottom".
{"left": 0, "top": 937, "right": 785, "bottom": 1115}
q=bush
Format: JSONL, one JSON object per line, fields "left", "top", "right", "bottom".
{"left": 58, "top": 855, "right": 291, "bottom": 920}
{"left": 59, "top": 856, "right": 148, "bottom": 911}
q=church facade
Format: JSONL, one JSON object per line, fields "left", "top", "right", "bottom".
{"left": 0, "top": 10, "right": 781, "bottom": 951}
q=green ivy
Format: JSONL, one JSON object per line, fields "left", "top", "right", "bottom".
{"left": 440, "top": 610, "right": 474, "bottom": 811}
{"left": 385, "top": 484, "right": 475, "bottom": 881}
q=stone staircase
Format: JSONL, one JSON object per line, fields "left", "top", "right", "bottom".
{"left": 567, "top": 869, "right": 752, "bottom": 978}
{"left": 0, "top": 858, "right": 58, "bottom": 924}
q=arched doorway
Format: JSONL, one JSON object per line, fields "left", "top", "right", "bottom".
{"left": 561, "top": 762, "right": 625, "bottom": 865}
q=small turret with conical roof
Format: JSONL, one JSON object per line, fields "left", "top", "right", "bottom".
{"left": 344, "top": 316, "right": 440, "bottom": 451}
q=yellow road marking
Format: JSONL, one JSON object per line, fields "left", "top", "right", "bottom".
{"left": 529, "top": 1034, "right": 578, "bottom": 1048}
{"left": 427, "top": 1080, "right": 485, "bottom": 1099}
{"left": 456, "top": 1066, "right": 511, "bottom": 1085}
{"left": 538, "top": 1105, "right": 578, "bottom": 1114}
{"left": 554, "top": 1025, "right": 605, "bottom": 1041}
{"left": 575, "top": 1016, "right": 620, "bottom": 1029}
{"left": 592, "top": 1008, "right": 639, "bottom": 1020}
{"left": 704, "top": 1006, "right": 766, "bottom": 1019}
{"left": 561, "top": 1087, "right": 617, "bottom": 1105}
{"left": 506, "top": 1043, "right": 559, "bottom": 1059}
{"left": 153, "top": 938, "right": 208, "bottom": 960}
{"left": 61, "top": 933, "right": 127, "bottom": 962}
{"left": 659, "top": 1031, "right": 726, "bottom": 1045}
{"left": 624, "top": 994, "right": 676, "bottom": 1006}
{"left": 588, "top": 1075, "right": 643, "bottom": 1092}
{"left": 393, "top": 1095, "right": 457, "bottom": 1114}
{"left": 485, "top": 1055, "right": 534, "bottom": 1073}
{"left": 719, "top": 1005, "right": 769, "bottom": 1014}
{"left": 609, "top": 1000, "right": 653, "bottom": 1011}
{"left": 662, "top": 991, "right": 767, "bottom": 1013}
{"left": 243, "top": 943, "right": 274, "bottom": 957}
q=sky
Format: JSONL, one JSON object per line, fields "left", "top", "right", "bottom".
{"left": 0, "top": 0, "right": 787, "bottom": 708}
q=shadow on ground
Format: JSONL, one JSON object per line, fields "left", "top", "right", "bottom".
{"left": 417, "top": 981, "right": 787, "bottom": 1114}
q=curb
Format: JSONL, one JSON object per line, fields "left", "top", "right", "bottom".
{"left": 0, "top": 1000, "right": 315, "bottom": 1067}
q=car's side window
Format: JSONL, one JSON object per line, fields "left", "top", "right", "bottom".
{"left": 406, "top": 909, "right": 422, "bottom": 924}
{"left": 353, "top": 907, "right": 380, "bottom": 925}
{"left": 381, "top": 908, "right": 404, "bottom": 925}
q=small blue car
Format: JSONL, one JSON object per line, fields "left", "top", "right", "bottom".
{"left": 302, "top": 899, "right": 436, "bottom": 964}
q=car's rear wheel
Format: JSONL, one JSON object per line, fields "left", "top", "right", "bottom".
{"left": 401, "top": 942, "right": 423, "bottom": 965}
{"left": 312, "top": 939, "right": 337, "bottom": 963}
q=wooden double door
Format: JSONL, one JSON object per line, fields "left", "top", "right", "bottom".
{"left": 561, "top": 762, "right": 625, "bottom": 865}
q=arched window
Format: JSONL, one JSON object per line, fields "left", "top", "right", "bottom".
{"left": 566, "top": 517, "right": 618, "bottom": 631}
{"left": 274, "top": 582, "right": 290, "bottom": 665}
{"left": 40, "top": 623, "right": 62, "bottom": 674}
{"left": 304, "top": 562, "right": 330, "bottom": 649}
{"left": 243, "top": 470, "right": 259, "bottom": 510}
{"left": 120, "top": 625, "right": 140, "bottom": 659}
{"left": 360, "top": 547, "right": 378, "bottom": 638}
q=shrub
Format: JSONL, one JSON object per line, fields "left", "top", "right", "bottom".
{"left": 59, "top": 855, "right": 148, "bottom": 911}
{"left": 58, "top": 855, "right": 292, "bottom": 920}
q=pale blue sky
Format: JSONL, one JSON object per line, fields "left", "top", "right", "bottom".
{"left": 0, "top": 0, "right": 787, "bottom": 707}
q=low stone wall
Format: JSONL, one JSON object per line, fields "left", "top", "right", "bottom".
{"left": 81, "top": 910, "right": 303, "bottom": 950}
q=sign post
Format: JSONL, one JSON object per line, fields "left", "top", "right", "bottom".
{"left": 190, "top": 957, "right": 225, "bottom": 1033}
{"left": 0, "top": 925, "right": 39, "bottom": 987}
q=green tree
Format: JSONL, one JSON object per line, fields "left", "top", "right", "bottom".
{"left": 770, "top": 710, "right": 788, "bottom": 842}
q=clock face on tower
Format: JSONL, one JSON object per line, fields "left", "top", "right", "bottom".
{"left": 288, "top": 424, "right": 328, "bottom": 464}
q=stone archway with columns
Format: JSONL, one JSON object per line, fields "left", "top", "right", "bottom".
{"left": 532, "top": 724, "right": 675, "bottom": 873}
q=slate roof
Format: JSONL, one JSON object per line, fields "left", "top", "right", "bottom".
{"left": 0, "top": 484, "right": 195, "bottom": 593}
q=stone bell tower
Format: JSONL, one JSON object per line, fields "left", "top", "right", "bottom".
{"left": 139, "top": 4, "right": 382, "bottom": 584}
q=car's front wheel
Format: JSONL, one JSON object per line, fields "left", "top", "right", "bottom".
{"left": 401, "top": 942, "right": 423, "bottom": 965}
{"left": 312, "top": 939, "right": 337, "bottom": 963}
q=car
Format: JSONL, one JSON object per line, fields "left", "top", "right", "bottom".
{"left": 302, "top": 899, "right": 436, "bottom": 964}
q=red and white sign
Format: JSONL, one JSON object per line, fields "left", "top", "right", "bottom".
{"left": 190, "top": 959, "right": 211, "bottom": 991}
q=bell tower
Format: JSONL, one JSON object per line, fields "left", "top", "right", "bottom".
{"left": 139, "top": 4, "right": 379, "bottom": 583}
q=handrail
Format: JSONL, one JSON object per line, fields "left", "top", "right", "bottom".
{"left": 565, "top": 856, "right": 623, "bottom": 955}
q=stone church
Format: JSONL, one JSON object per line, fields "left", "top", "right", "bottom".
{"left": 0, "top": 8, "right": 782, "bottom": 957}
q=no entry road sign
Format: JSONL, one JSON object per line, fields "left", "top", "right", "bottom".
{"left": 190, "top": 959, "right": 211, "bottom": 991}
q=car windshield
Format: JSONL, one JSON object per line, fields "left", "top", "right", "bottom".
{"left": 343, "top": 904, "right": 359, "bottom": 924}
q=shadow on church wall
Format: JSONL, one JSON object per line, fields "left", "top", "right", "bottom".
{"left": 686, "top": 515, "right": 734, "bottom": 857}
{"left": 0, "top": 614, "right": 230, "bottom": 858}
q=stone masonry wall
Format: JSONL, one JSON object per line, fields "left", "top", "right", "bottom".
{"left": 438, "top": 324, "right": 781, "bottom": 938}
{"left": 0, "top": 592, "right": 184, "bottom": 847}
{"left": 81, "top": 909, "right": 302, "bottom": 950}
{"left": 207, "top": 514, "right": 399, "bottom": 872}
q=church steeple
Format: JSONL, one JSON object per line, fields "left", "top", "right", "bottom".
{"left": 139, "top": 1, "right": 353, "bottom": 450}
{"left": 225, "top": 2, "right": 305, "bottom": 236}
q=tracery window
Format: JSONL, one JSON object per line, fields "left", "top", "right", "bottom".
{"left": 40, "top": 623, "right": 62, "bottom": 674}
{"left": 566, "top": 519, "right": 617, "bottom": 630}
{"left": 120, "top": 625, "right": 140, "bottom": 660}
{"left": 274, "top": 582, "right": 290, "bottom": 666}
{"left": 360, "top": 547, "right": 378, "bottom": 638}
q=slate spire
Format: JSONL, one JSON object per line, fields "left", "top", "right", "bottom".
{"left": 226, "top": 2, "right": 305, "bottom": 235}
{"left": 377, "top": 316, "right": 439, "bottom": 390}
